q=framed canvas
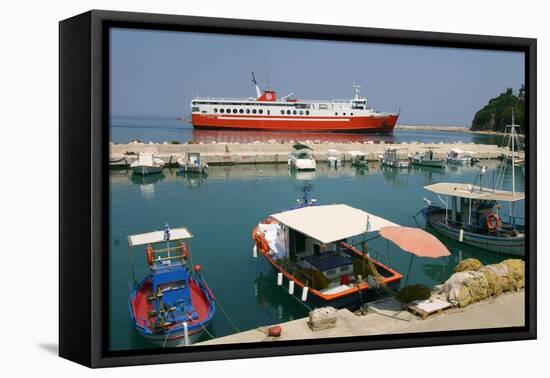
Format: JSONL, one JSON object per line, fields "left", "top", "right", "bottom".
{"left": 59, "top": 10, "right": 536, "bottom": 368}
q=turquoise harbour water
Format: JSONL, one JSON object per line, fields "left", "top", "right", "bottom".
{"left": 109, "top": 159, "right": 525, "bottom": 351}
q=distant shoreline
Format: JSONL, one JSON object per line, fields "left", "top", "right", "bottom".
{"left": 396, "top": 124, "right": 523, "bottom": 137}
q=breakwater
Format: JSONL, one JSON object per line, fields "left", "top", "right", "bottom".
{"left": 110, "top": 141, "right": 505, "bottom": 168}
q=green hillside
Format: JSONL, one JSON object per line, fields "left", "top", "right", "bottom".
{"left": 471, "top": 85, "right": 525, "bottom": 133}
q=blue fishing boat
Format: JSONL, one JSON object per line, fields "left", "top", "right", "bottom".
{"left": 127, "top": 225, "right": 216, "bottom": 347}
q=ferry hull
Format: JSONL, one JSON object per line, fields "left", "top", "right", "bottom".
{"left": 192, "top": 114, "right": 398, "bottom": 133}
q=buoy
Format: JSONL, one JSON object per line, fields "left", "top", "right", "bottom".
{"left": 277, "top": 272, "right": 283, "bottom": 286}
{"left": 268, "top": 325, "right": 282, "bottom": 337}
{"left": 183, "top": 321, "right": 189, "bottom": 346}
{"left": 194, "top": 264, "right": 202, "bottom": 273}
{"left": 459, "top": 228, "right": 464, "bottom": 242}
{"left": 252, "top": 245, "right": 258, "bottom": 258}
{"left": 301, "top": 286, "right": 309, "bottom": 301}
{"left": 289, "top": 280, "right": 295, "bottom": 295}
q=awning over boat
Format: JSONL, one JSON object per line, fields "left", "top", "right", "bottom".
{"left": 128, "top": 227, "right": 193, "bottom": 247}
{"left": 424, "top": 182, "right": 524, "bottom": 202}
{"left": 292, "top": 143, "right": 313, "bottom": 151}
{"left": 270, "top": 204, "right": 399, "bottom": 244}
{"left": 380, "top": 226, "right": 450, "bottom": 258}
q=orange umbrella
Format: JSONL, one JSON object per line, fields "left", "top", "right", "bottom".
{"left": 379, "top": 226, "right": 450, "bottom": 286}
{"left": 379, "top": 227, "right": 450, "bottom": 258}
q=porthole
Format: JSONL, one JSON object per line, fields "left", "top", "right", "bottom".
{"left": 335, "top": 112, "right": 338, "bottom": 116}
{"left": 246, "top": 109, "right": 250, "bottom": 114}
{"left": 343, "top": 112, "right": 346, "bottom": 116}
{"left": 259, "top": 109, "right": 263, "bottom": 114}
{"left": 287, "top": 110, "right": 291, "bottom": 115}
{"left": 226, "top": 108, "right": 230, "bottom": 113}
{"left": 252, "top": 109, "right": 257, "bottom": 114}
{"left": 220, "top": 108, "right": 225, "bottom": 113}
{"left": 281, "top": 110, "right": 285, "bottom": 115}
{"left": 267, "top": 110, "right": 271, "bottom": 115}
{"left": 351, "top": 113, "right": 354, "bottom": 116}
{"left": 239, "top": 109, "right": 244, "bottom": 114}
{"left": 299, "top": 110, "right": 303, "bottom": 115}
{"left": 306, "top": 110, "right": 310, "bottom": 115}
{"left": 214, "top": 108, "right": 218, "bottom": 113}
{"left": 293, "top": 110, "right": 297, "bottom": 115}
{"left": 233, "top": 109, "right": 238, "bottom": 114}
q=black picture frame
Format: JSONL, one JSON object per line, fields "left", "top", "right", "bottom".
{"left": 59, "top": 9, "right": 537, "bottom": 368}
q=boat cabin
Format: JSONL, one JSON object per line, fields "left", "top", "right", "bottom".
{"left": 422, "top": 181, "right": 525, "bottom": 247}
{"left": 261, "top": 204, "right": 401, "bottom": 294}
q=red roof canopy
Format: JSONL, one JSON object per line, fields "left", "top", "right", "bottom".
{"left": 379, "top": 227, "right": 450, "bottom": 258}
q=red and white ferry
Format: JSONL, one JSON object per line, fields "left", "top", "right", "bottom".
{"left": 190, "top": 73, "right": 399, "bottom": 133}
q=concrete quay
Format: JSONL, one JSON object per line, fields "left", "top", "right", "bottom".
{"left": 196, "top": 290, "right": 524, "bottom": 346}
{"left": 110, "top": 141, "right": 505, "bottom": 167}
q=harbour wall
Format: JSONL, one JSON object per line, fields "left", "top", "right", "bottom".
{"left": 110, "top": 141, "right": 506, "bottom": 167}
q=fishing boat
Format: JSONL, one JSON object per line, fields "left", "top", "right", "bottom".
{"left": 127, "top": 225, "right": 216, "bottom": 347}
{"left": 418, "top": 166, "right": 525, "bottom": 255}
{"left": 288, "top": 143, "right": 316, "bottom": 171}
{"left": 178, "top": 152, "right": 208, "bottom": 174}
{"left": 130, "top": 152, "right": 165, "bottom": 176}
{"left": 380, "top": 147, "right": 409, "bottom": 168}
{"left": 189, "top": 73, "right": 399, "bottom": 133}
{"left": 409, "top": 149, "right": 446, "bottom": 168}
{"left": 350, "top": 151, "right": 369, "bottom": 168}
{"left": 446, "top": 148, "right": 470, "bottom": 165}
{"left": 327, "top": 149, "right": 343, "bottom": 168}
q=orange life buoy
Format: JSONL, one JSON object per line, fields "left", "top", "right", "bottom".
{"left": 146, "top": 244, "right": 153, "bottom": 266}
{"left": 486, "top": 213, "right": 500, "bottom": 232}
{"left": 181, "top": 243, "right": 188, "bottom": 259}
{"left": 254, "top": 231, "right": 270, "bottom": 254}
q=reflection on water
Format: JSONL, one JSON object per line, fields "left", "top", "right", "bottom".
{"left": 192, "top": 129, "right": 385, "bottom": 144}
{"left": 110, "top": 117, "right": 504, "bottom": 145}
{"left": 109, "top": 159, "right": 525, "bottom": 351}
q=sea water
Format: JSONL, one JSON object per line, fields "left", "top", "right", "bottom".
{"left": 109, "top": 159, "right": 525, "bottom": 351}
{"left": 110, "top": 116, "right": 505, "bottom": 145}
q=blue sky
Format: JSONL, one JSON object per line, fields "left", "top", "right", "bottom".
{"left": 110, "top": 28, "right": 524, "bottom": 127}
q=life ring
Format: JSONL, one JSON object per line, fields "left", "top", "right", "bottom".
{"left": 146, "top": 244, "right": 154, "bottom": 266}
{"left": 254, "top": 231, "right": 270, "bottom": 254}
{"left": 486, "top": 213, "right": 500, "bottom": 232}
{"left": 181, "top": 243, "right": 188, "bottom": 259}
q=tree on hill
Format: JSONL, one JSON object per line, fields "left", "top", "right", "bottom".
{"left": 471, "top": 85, "right": 525, "bottom": 133}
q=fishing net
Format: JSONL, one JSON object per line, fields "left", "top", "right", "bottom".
{"left": 396, "top": 284, "right": 431, "bottom": 304}
{"left": 440, "top": 271, "right": 489, "bottom": 307}
{"left": 479, "top": 263, "right": 513, "bottom": 296}
{"left": 454, "top": 258, "right": 483, "bottom": 273}
{"left": 502, "top": 259, "right": 525, "bottom": 289}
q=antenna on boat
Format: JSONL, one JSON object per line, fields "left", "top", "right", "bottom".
{"left": 251, "top": 72, "right": 261, "bottom": 98}
{"left": 353, "top": 83, "right": 361, "bottom": 100}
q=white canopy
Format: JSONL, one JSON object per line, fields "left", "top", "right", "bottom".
{"left": 270, "top": 204, "right": 399, "bottom": 244}
{"left": 128, "top": 227, "right": 193, "bottom": 247}
{"left": 424, "top": 182, "right": 525, "bottom": 202}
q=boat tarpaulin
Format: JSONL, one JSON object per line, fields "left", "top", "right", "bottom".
{"left": 270, "top": 204, "right": 399, "bottom": 244}
{"left": 292, "top": 143, "right": 313, "bottom": 151}
{"left": 424, "top": 182, "right": 524, "bottom": 202}
{"left": 379, "top": 226, "right": 450, "bottom": 258}
{"left": 128, "top": 227, "right": 193, "bottom": 247}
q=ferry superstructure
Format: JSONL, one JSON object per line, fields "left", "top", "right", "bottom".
{"left": 190, "top": 73, "right": 399, "bottom": 133}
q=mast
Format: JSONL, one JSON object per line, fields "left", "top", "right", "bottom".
{"left": 511, "top": 110, "right": 516, "bottom": 195}
{"left": 251, "top": 72, "right": 261, "bottom": 98}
